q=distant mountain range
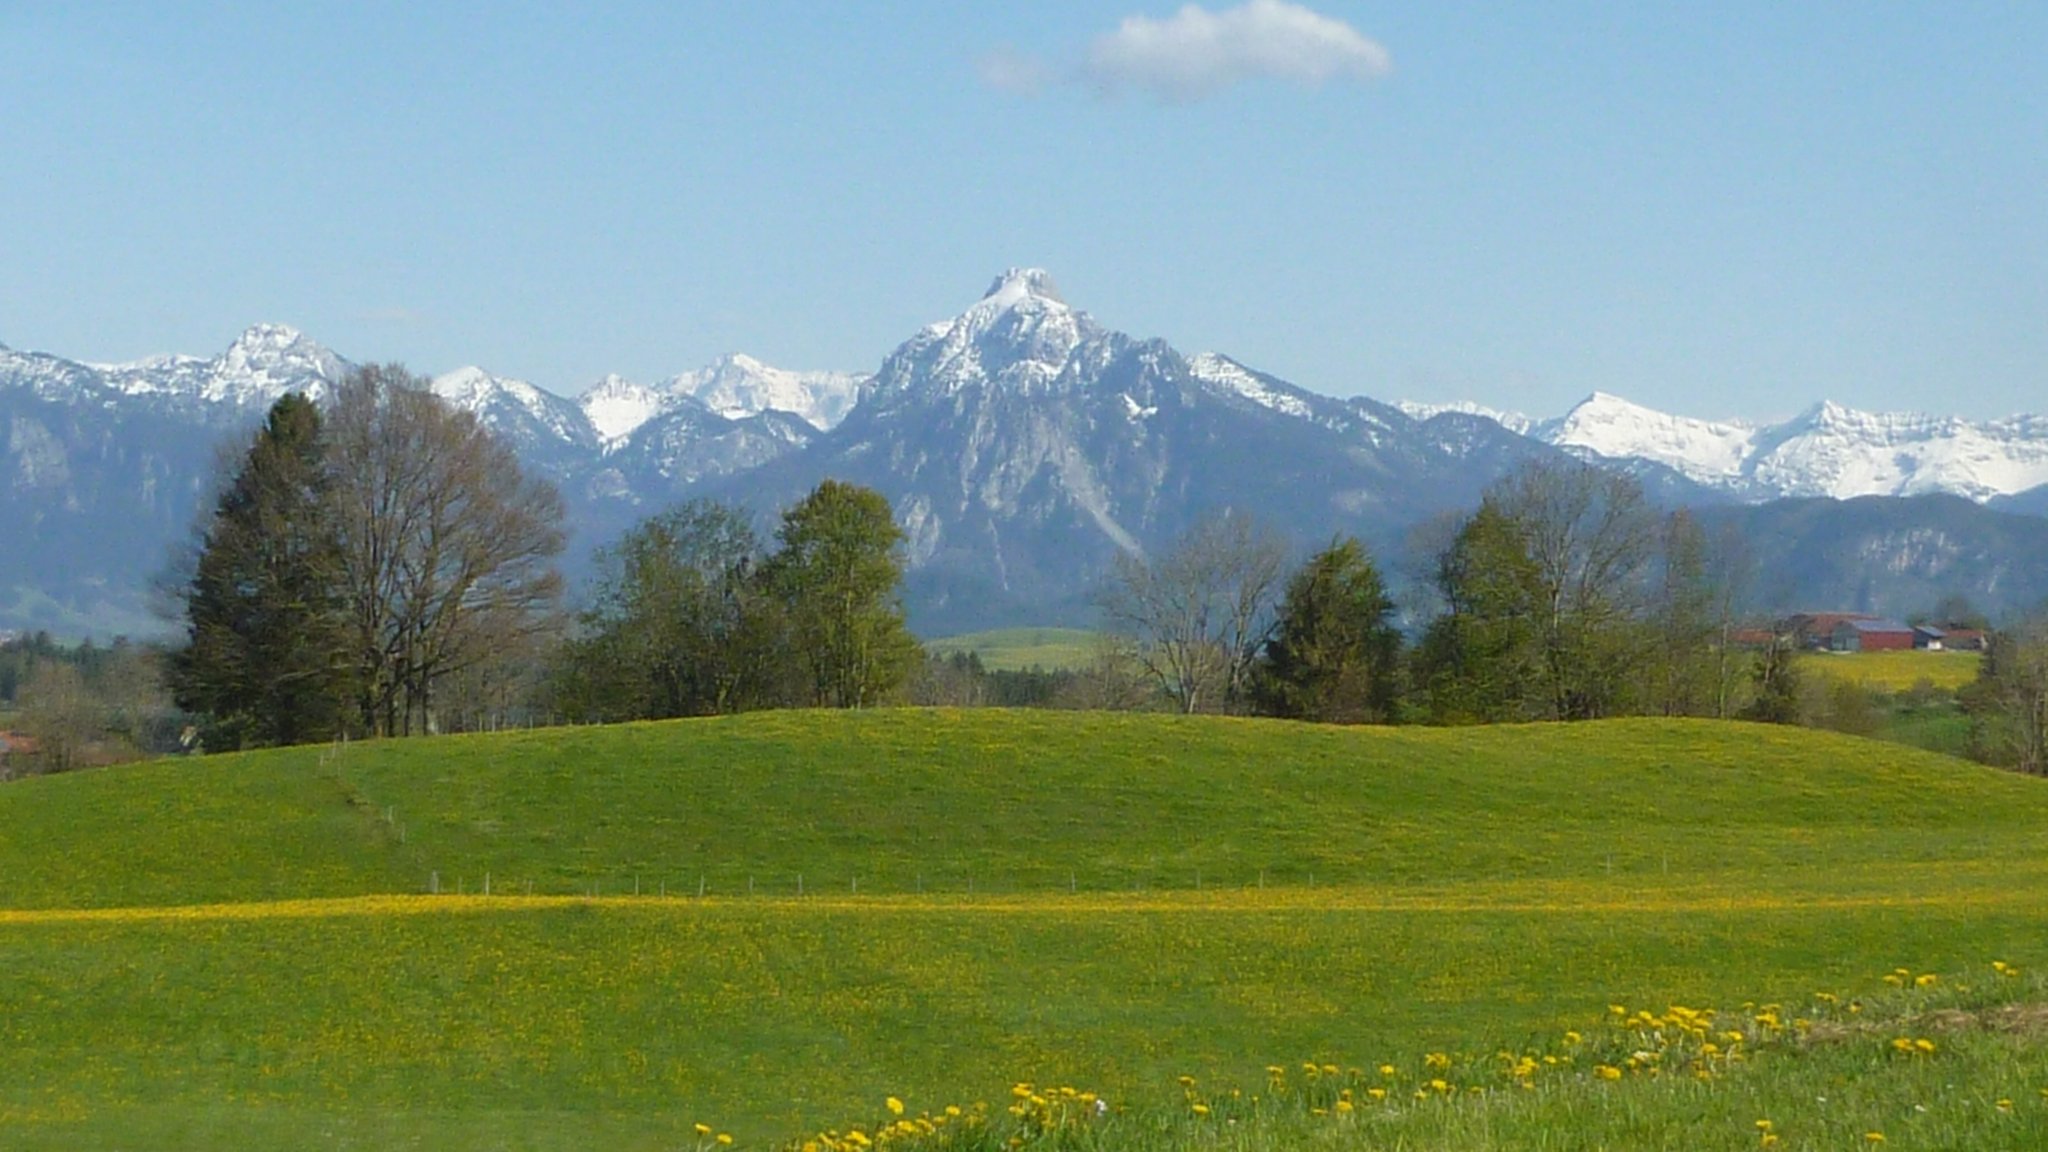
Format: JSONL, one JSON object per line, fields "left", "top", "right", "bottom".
{"left": 6, "top": 269, "right": 2048, "bottom": 637}
{"left": 1398, "top": 392, "right": 2048, "bottom": 505}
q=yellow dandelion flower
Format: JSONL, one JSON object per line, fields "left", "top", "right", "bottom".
{"left": 1190, "top": 1103, "right": 1210, "bottom": 1116}
{"left": 1915, "top": 973, "right": 1938, "bottom": 988}
{"left": 886, "top": 1097, "right": 904, "bottom": 1116}
{"left": 1761, "top": 1136, "right": 1780, "bottom": 1148}
{"left": 1755, "top": 1119, "right": 1774, "bottom": 1132}
{"left": 717, "top": 1136, "right": 734, "bottom": 1147}
{"left": 1378, "top": 1064, "right": 1397, "bottom": 1077}
{"left": 1913, "top": 1038, "right": 1935, "bottom": 1054}
{"left": 1595, "top": 1065, "right": 1622, "bottom": 1081}
{"left": 1334, "top": 1099, "right": 1354, "bottom": 1114}
{"left": 696, "top": 1123, "right": 714, "bottom": 1136}
{"left": 1865, "top": 1133, "right": 1885, "bottom": 1144}
{"left": 1367, "top": 1087, "right": 1386, "bottom": 1101}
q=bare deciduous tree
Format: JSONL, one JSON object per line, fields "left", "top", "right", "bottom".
{"left": 1100, "top": 512, "right": 1289, "bottom": 714}
{"left": 1489, "top": 459, "right": 1658, "bottom": 719}
{"left": 326, "top": 365, "right": 565, "bottom": 736}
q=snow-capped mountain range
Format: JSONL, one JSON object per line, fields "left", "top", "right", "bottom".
{"left": 1398, "top": 391, "right": 2048, "bottom": 504}
{"left": 7, "top": 266, "right": 2048, "bottom": 636}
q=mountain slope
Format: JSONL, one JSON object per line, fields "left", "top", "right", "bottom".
{"left": 8, "top": 273, "right": 2048, "bottom": 638}
{"left": 1697, "top": 493, "right": 2048, "bottom": 618}
{"left": 713, "top": 270, "right": 1559, "bottom": 630}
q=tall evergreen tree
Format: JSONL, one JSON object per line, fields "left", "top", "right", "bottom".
{"left": 169, "top": 394, "right": 350, "bottom": 748}
{"left": 1252, "top": 538, "right": 1402, "bottom": 723}
{"left": 765, "top": 480, "right": 920, "bottom": 708}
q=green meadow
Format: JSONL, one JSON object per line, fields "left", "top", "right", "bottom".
{"left": 923, "top": 628, "right": 1099, "bottom": 671}
{"left": 2, "top": 711, "right": 2046, "bottom": 1149}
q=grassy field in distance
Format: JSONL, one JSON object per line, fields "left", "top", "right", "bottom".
{"left": 924, "top": 627, "right": 1099, "bottom": 671}
{"left": 1800, "top": 648, "right": 1984, "bottom": 692}
{"left": 2, "top": 710, "right": 2046, "bottom": 1149}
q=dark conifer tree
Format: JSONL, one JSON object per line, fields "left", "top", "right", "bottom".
{"left": 169, "top": 394, "right": 350, "bottom": 747}
{"left": 1252, "top": 538, "right": 1403, "bottom": 723}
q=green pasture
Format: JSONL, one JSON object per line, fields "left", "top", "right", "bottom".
{"left": 2, "top": 711, "right": 2046, "bottom": 1148}
{"left": 923, "top": 628, "right": 1098, "bottom": 671}
{"left": 1802, "top": 649, "right": 1984, "bottom": 693}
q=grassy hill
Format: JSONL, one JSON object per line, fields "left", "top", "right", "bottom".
{"left": 5, "top": 711, "right": 2045, "bottom": 909}
{"left": 3, "top": 712, "right": 2047, "bottom": 1148}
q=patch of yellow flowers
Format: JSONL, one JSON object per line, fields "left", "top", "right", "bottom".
{"left": 758, "top": 959, "right": 2032, "bottom": 1151}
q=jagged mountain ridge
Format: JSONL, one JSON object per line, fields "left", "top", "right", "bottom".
{"left": 6, "top": 269, "right": 2048, "bottom": 637}
{"left": 1403, "top": 390, "right": 2048, "bottom": 504}
{"left": 0, "top": 326, "right": 864, "bottom": 634}
{"left": 704, "top": 270, "right": 1617, "bottom": 630}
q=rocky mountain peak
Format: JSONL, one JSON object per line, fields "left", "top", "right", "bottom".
{"left": 878, "top": 270, "right": 1104, "bottom": 400}
{"left": 982, "top": 267, "right": 1065, "bottom": 307}
{"left": 208, "top": 323, "right": 348, "bottom": 406}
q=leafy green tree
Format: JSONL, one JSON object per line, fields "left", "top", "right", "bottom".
{"left": 765, "top": 481, "right": 920, "bottom": 708}
{"left": 1418, "top": 460, "right": 1658, "bottom": 723}
{"left": 1252, "top": 538, "right": 1402, "bottom": 723}
{"left": 1963, "top": 615, "right": 2048, "bottom": 773}
{"left": 1742, "top": 635, "right": 1804, "bottom": 725}
{"left": 1413, "top": 502, "right": 1544, "bottom": 723}
{"left": 168, "top": 394, "right": 351, "bottom": 748}
{"left": 559, "top": 501, "right": 781, "bottom": 720}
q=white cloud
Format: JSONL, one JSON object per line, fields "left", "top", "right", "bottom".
{"left": 1082, "top": 1, "right": 1390, "bottom": 100}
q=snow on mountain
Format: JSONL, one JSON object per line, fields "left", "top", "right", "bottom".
{"left": 1743, "top": 402, "right": 2048, "bottom": 502}
{"left": 1539, "top": 391, "right": 1760, "bottom": 487}
{"left": 1187, "top": 353, "right": 1314, "bottom": 419}
{"left": 661, "top": 354, "right": 867, "bottom": 432}
{"left": 1395, "top": 399, "right": 1537, "bottom": 436}
{"left": 429, "top": 366, "right": 598, "bottom": 456}
{"left": 578, "top": 374, "right": 667, "bottom": 446}
{"left": 95, "top": 324, "right": 350, "bottom": 407}
{"left": 873, "top": 268, "right": 1100, "bottom": 399}
{"left": 1431, "top": 389, "right": 2048, "bottom": 503}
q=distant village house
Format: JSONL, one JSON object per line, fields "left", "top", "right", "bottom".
{"left": 1827, "top": 619, "right": 1917, "bottom": 653}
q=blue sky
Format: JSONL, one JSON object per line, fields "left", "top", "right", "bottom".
{"left": 2, "top": 2, "right": 2042, "bottom": 419}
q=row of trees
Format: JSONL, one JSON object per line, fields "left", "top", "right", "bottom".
{"left": 1101, "top": 460, "right": 1758, "bottom": 726}
{"left": 0, "top": 634, "right": 180, "bottom": 777}
{"left": 94, "top": 378, "right": 2048, "bottom": 777}
{"left": 552, "top": 484, "right": 920, "bottom": 720}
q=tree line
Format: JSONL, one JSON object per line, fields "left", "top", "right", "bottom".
{"left": 1099, "top": 459, "right": 1762, "bottom": 726}
{"left": 162, "top": 367, "right": 920, "bottom": 746}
